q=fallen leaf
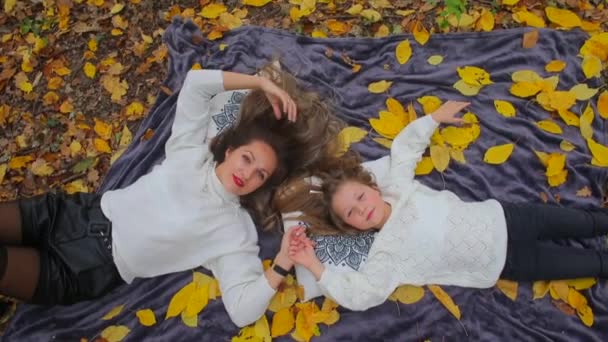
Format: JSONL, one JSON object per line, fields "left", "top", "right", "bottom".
{"left": 395, "top": 40, "right": 412, "bottom": 65}
{"left": 30, "top": 159, "right": 54, "bottom": 176}
{"left": 243, "top": 0, "right": 272, "bottom": 6}
{"left": 412, "top": 21, "right": 430, "bottom": 45}
{"left": 453, "top": 80, "right": 482, "bottom": 96}
{"left": 484, "top": 143, "right": 514, "bottom": 165}
{"left": 102, "top": 305, "right": 125, "bottom": 320}
{"left": 136, "top": 309, "right": 157, "bottom": 327}
{"left": 360, "top": 9, "right": 382, "bottom": 22}
{"left": 389, "top": 285, "right": 425, "bottom": 304}
{"left": 336, "top": 127, "right": 367, "bottom": 156}
{"left": 166, "top": 282, "right": 196, "bottom": 319}
{"left": 586, "top": 138, "right": 608, "bottom": 167}
{"left": 536, "top": 120, "right": 563, "bottom": 134}
{"left": 545, "top": 6, "right": 581, "bottom": 28}
{"left": 598, "top": 91, "right": 608, "bottom": 119}
{"left": 200, "top": 3, "right": 227, "bottom": 19}
{"left": 581, "top": 55, "right": 601, "bottom": 79}
{"left": 533, "top": 281, "right": 550, "bottom": 299}
{"left": 271, "top": 307, "right": 295, "bottom": 337}
{"left": 0, "top": 164, "right": 6, "bottom": 184}
{"left": 368, "top": 80, "right": 392, "bottom": 93}
{"left": 494, "top": 100, "right": 516, "bottom": 117}
{"left": 181, "top": 311, "right": 197, "bottom": 328}
{"left": 430, "top": 145, "right": 450, "bottom": 172}
{"left": 496, "top": 279, "right": 518, "bottom": 301}
{"left": 427, "top": 55, "right": 443, "bottom": 65}
{"left": 522, "top": 29, "right": 539, "bottom": 48}
{"left": 457, "top": 66, "right": 493, "bottom": 86}
{"left": 100, "top": 325, "right": 130, "bottom": 342}
{"left": 559, "top": 140, "right": 575, "bottom": 152}
{"left": 569, "top": 84, "right": 598, "bottom": 101}
{"left": 428, "top": 285, "right": 461, "bottom": 319}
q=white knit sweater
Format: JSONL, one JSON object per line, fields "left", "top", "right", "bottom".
{"left": 101, "top": 70, "right": 275, "bottom": 327}
{"left": 317, "top": 115, "right": 508, "bottom": 311}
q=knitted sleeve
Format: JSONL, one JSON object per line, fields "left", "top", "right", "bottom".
{"left": 165, "top": 70, "right": 225, "bottom": 158}
{"left": 389, "top": 115, "right": 439, "bottom": 182}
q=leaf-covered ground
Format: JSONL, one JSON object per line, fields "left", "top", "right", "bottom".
{"left": 0, "top": 0, "right": 607, "bottom": 337}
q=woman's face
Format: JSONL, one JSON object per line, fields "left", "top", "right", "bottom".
{"left": 331, "top": 181, "right": 387, "bottom": 231}
{"left": 216, "top": 140, "right": 278, "bottom": 196}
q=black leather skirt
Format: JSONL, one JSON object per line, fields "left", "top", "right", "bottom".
{"left": 19, "top": 191, "right": 123, "bottom": 305}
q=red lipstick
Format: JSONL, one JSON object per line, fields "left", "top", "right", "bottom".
{"left": 233, "top": 175, "right": 244, "bottom": 187}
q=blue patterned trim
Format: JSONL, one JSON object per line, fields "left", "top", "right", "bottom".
{"left": 211, "top": 91, "right": 246, "bottom": 134}
{"left": 312, "top": 231, "right": 376, "bottom": 270}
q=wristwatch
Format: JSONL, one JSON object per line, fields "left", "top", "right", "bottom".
{"left": 272, "top": 263, "right": 290, "bottom": 277}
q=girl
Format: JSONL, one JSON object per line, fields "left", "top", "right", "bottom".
{"left": 0, "top": 67, "right": 340, "bottom": 327}
{"left": 288, "top": 101, "right": 608, "bottom": 311}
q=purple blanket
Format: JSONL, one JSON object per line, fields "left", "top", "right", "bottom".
{"left": 4, "top": 18, "right": 607, "bottom": 341}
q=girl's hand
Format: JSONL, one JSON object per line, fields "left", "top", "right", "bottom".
{"left": 276, "top": 226, "right": 306, "bottom": 270}
{"left": 288, "top": 233, "right": 317, "bottom": 268}
{"left": 430, "top": 101, "right": 470, "bottom": 124}
{"left": 259, "top": 78, "right": 297, "bottom": 122}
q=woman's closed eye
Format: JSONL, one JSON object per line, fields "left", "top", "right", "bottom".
{"left": 258, "top": 170, "right": 266, "bottom": 180}
{"left": 242, "top": 154, "right": 252, "bottom": 164}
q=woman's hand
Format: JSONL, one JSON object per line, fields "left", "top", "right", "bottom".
{"left": 259, "top": 77, "right": 297, "bottom": 122}
{"left": 275, "top": 226, "right": 306, "bottom": 270}
{"left": 430, "top": 101, "right": 470, "bottom": 124}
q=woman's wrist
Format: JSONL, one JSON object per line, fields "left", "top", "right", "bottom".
{"left": 273, "top": 252, "right": 293, "bottom": 271}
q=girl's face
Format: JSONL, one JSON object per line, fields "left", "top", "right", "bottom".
{"left": 331, "top": 181, "right": 387, "bottom": 231}
{"left": 216, "top": 140, "right": 278, "bottom": 196}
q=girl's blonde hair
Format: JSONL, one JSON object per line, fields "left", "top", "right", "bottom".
{"left": 275, "top": 150, "right": 379, "bottom": 235}
{"left": 227, "top": 62, "right": 345, "bottom": 231}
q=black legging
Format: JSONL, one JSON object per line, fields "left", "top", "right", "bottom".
{"left": 500, "top": 202, "right": 608, "bottom": 281}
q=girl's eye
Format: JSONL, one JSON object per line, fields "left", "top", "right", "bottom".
{"left": 347, "top": 209, "right": 352, "bottom": 217}
{"left": 358, "top": 193, "right": 364, "bottom": 200}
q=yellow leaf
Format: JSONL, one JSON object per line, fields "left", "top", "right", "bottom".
{"left": 219, "top": 12, "right": 242, "bottom": 30}
{"left": 396, "top": 9, "right": 415, "bottom": 16}
{"left": 447, "top": 13, "right": 475, "bottom": 28}
{"left": 94, "top": 119, "right": 112, "bottom": 140}
{"left": 569, "top": 84, "right": 598, "bottom": 101}
{"left": 207, "top": 30, "right": 223, "bottom": 40}
{"left": 30, "top": 159, "right": 54, "bottom": 176}
{"left": 427, "top": 55, "right": 443, "bottom": 65}
{"left": 254, "top": 315, "right": 271, "bottom": 341}
{"left": 94, "top": 138, "right": 112, "bottom": 153}
{"left": 336, "top": 126, "right": 367, "bottom": 156}
{"left": 496, "top": 279, "right": 518, "bottom": 301}
{"left": 243, "top": 0, "right": 272, "bottom": 7}
{"left": 453, "top": 80, "right": 482, "bottom": 96}
{"left": 88, "top": 39, "right": 98, "bottom": 51}
{"left": 579, "top": 33, "right": 608, "bottom": 62}
{"left": 545, "top": 60, "right": 566, "bottom": 72}
{"left": 511, "top": 70, "right": 542, "bottom": 83}
{"left": 271, "top": 307, "right": 294, "bottom": 337}
{"left": 430, "top": 145, "right": 450, "bottom": 172}
{"left": 535, "top": 150, "right": 551, "bottom": 167}
{"left": 549, "top": 280, "right": 569, "bottom": 301}
{"left": 360, "top": 9, "right": 382, "bottom": 22}
{"left": 125, "top": 101, "right": 145, "bottom": 120}
{"left": 185, "top": 284, "right": 209, "bottom": 316}
{"left": 477, "top": 8, "right": 495, "bottom": 32}
{"left": 166, "top": 282, "right": 196, "bottom": 319}
{"left": 509, "top": 82, "right": 541, "bottom": 98}
{"left": 326, "top": 19, "right": 350, "bottom": 35}
{"left": 449, "top": 148, "right": 466, "bottom": 164}
{"left": 345, "top": 4, "right": 362, "bottom": 15}
{"left": 374, "top": 24, "right": 390, "bottom": 38}
{"left": 110, "top": 3, "right": 125, "bottom": 14}
{"left": 311, "top": 30, "right": 326, "bottom": 38}
{"left": 440, "top": 126, "right": 474, "bottom": 148}
{"left": 102, "top": 304, "right": 125, "bottom": 320}
{"left": 503, "top": 0, "right": 520, "bottom": 5}
{"left": 522, "top": 29, "right": 539, "bottom": 48}
{"left": 101, "top": 75, "right": 129, "bottom": 102}
{"left": 4, "top": 0, "right": 16, "bottom": 13}
{"left": 494, "top": 100, "right": 516, "bottom": 117}
{"left": 389, "top": 285, "right": 425, "bottom": 304}
{"left": 598, "top": 91, "right": 608, "bottom": 119}
{"left": 395, "top": 40, "right": 412, "bottom": 65}
{"left": 136, "top": 309, "right": 157, "bottom": 327}
{"left": 269, "top": 284, "right": 297, "bottom": 312}
{"left": 100, "top": 325, "right": 130, "bottom": 342}
{"left": 483, "top": 143, "right": 514, "bottom": 165}
{"left": 181, "top": 311, "right": 198, "bottom": 328}
{"left": 559, "top": 140, "right": 575, "bottom": 152}
{"left": 83, "top": 62, "right": 96, "bottom": 79}
{"left": 15, "top": 72, "right": 33, "bottom": 93}
{"left": 581, "top": 55, "right": 602, "bottom": 79}
{"left": 577, "top": 304, "right": 594, "bottom": 327}
{"left": 586, "top": 138, "right": 608, "bottom": 167}
{"left": 580, "top": 102, "right": 595, "bottom": 140}
{"left": 47, "top": 76, "right": 63, "bottom": 90}
{"left": 193, "top": 271, "right": 214, "bottom": 288}
{"left": 547, "top": 91, "right": 576, "bottom": 111}
{"left": 557, "top": 109, "right": 580, "bottom": 127}
{"left": 536, "top": 120, "right": 563, "bottom": 134}
{"left": 0, "top": 164, "right": 6, "bottom": 184}
{"left": 9, "top": 155, "right": 33, "bottom": 169}
{"left": 546, "top": 153, "right": 566, "bottom": 176}
{"left": 547, "top": 168, "right": 568, "bottom": 187}
{"left": 413, "top": 21, "right": 430, "bottom": 45}
{"left": 373, "top": 137, "right": 393, "bottom": 149}
{"left": 418, "top": 96, "right": 442, "bottom": 115}
{"left": 428, "top": 285, "right": 461, "bottom": 320}
{"left": 200, "top": 3, "right": 227, "bottom": 19}
{"left": 59, "top": 100, "right": 74, "bottom": 114}
{"left": 512, "top": 9, "right": 545, "bottom": 28}
{"left": 414, "top": 156, "right": 434, "bottom": 175}
{"left": 532, "top": 281, "right": 550, "bottom": 299}
{"left": 565, "top": 278, "right": 597, "bottom": 290}
{"left": 368, "top": 80, "right": 392, "bottom": 93}
{"left": 457, "top": 66, "right": 493, "bottom": 86}
{"left": 545, "top": 6, "right": 581, "bottom": 28}
{"left": 65, "top": 179, "right": 88, "bottom": 194}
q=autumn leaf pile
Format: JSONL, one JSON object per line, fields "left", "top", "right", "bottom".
{"left": 1, "top": 0, "right": 608, "bottom": 340}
